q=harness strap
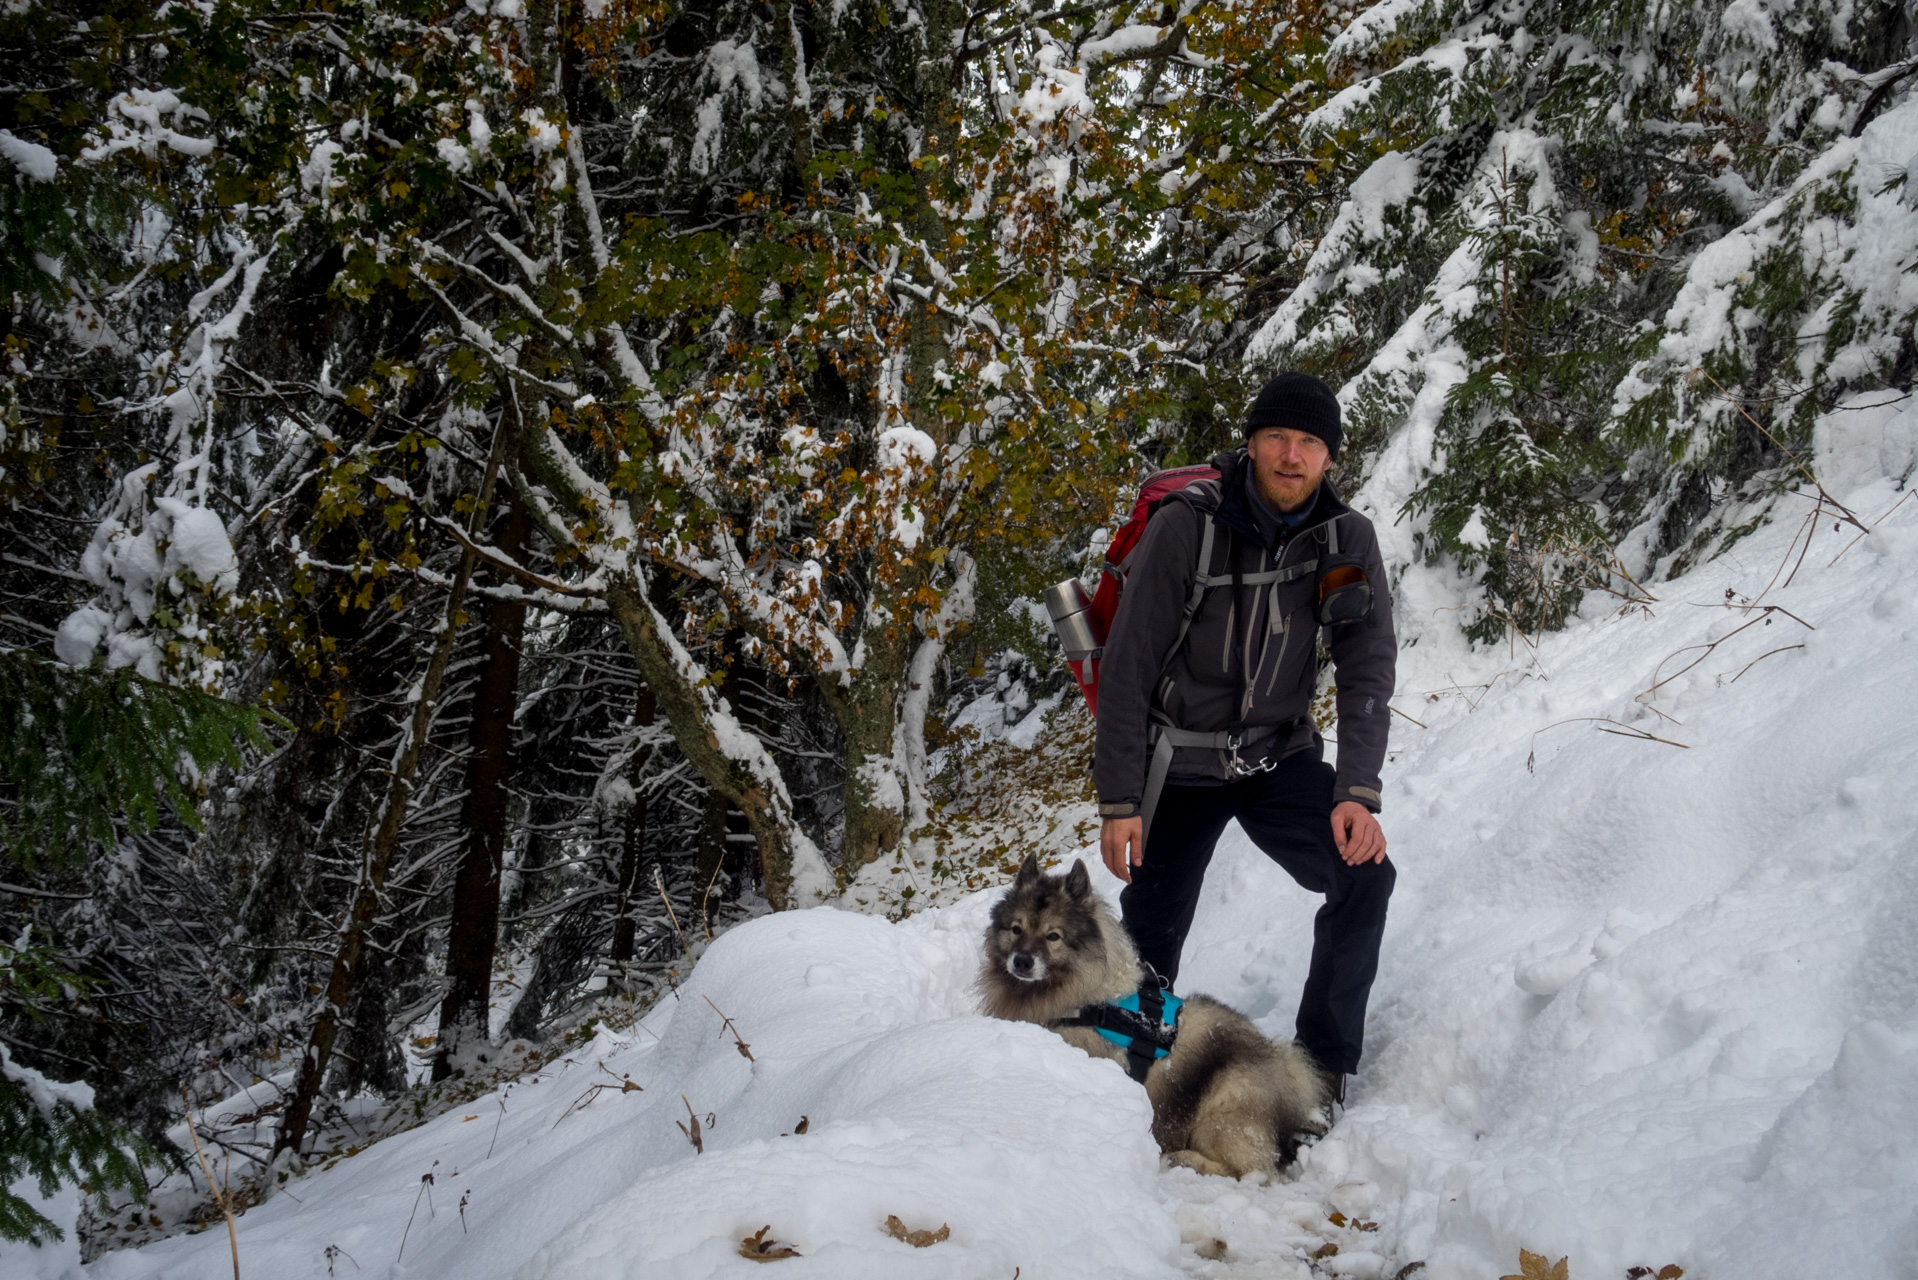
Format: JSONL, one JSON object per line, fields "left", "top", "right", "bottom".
{"left": 1051, "top": 978, "right": 1183, "bottom": 1085}
{"left": 1139, "top": 719, "right": 1294, "bottom": 848}
{"left": 1129, "top": 982, "right": 1166, "bottom": 1083}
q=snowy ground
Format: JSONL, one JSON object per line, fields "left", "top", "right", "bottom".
{"left": 11, "top": 419, "right": 1917, "bottom": 1279}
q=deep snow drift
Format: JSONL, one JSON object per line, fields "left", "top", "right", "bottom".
{"left": 12, "top": 417, "right": 1917, "bottom": 1279}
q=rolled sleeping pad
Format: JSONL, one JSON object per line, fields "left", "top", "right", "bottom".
{"left": 1044, "top": 579, "right": 1105, "bottom": 715}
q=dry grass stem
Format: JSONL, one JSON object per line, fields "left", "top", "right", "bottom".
{"left": 181, "top": 1085, "right": 241, "bottom": 1280}
{"left": 653, "top": 864, "right": 688, "bottom": 953}
{"left": 701, "top": 994, "right": 755, "bottom": 1060}
{"left": 396, "top": 1169, "right": 435, "bottom": 1263}
{"left": 1528, "top": 717, "right": 1689, "bottom": 772}
{"left": 552, "top": 1063, "right": 644, "bottom": 1129}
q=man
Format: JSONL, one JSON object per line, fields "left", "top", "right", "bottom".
{"left": 1093, "top": 371, "right": 1397, "bottom": 1103}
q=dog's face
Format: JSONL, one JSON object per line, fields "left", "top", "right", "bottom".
{"left": 985, "top": 855, "right": 1104, "bottom": 987}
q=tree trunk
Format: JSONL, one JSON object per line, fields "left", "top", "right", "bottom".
{"left": 608, "top": 687, "right": 656, "bottom": 979}
{"left": 831, "top": 622, "right": 914, "bottom": 872}
{"left": 273, "top": 419, "right": 509, "bottom": 1161}
{"left": 693, "top": 785, "right": 731, "bottom": 920}
{"left": 599, "top": 573, "right": 832, "bottom": 910}
{"left": 430, "top": 493, "right": 530, "bottom": 1082}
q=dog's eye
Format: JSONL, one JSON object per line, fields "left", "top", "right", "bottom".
{"left": 1045, "top": 931, "right": 1061, "bottom": 942}
{"left": 1009, "top": 924, "right": 1023, "bottom": 935}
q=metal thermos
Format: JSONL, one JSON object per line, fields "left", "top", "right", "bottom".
{"left": 1043, "top": 579, "right": 1102, "bottom": 660}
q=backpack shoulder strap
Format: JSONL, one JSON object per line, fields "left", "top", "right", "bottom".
{"left": 1164, "top": 515, "right": 1216, "bottom": 669}
{"left": 1154, "top": 479, "right": 1222, "bottom": 665}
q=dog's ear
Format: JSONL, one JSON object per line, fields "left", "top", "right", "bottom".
{"left": 1015, "top": 853, "right": 1042, "bottom": 886}
{"left": 1064, "top": 859, "right": 1091, "bottom": 899}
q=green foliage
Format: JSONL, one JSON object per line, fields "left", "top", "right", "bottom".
{"left": 0, "top": 1040, "right": 157, "bottom": 1245}
{"left": 0, "top": 650, "right": 274, "bottom": 867}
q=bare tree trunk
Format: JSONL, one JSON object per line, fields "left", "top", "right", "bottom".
{"left": 693, "top": 786, "right": 730, "bottom": 916}
{"left": 273, "top": 413, "right": 509, "bottom": 1161}
{"left": 599, "top": 576, "right": 828, "bottom": 910}
{"left": 430, "top": 493, "right": 530, "bottom": 1082}
{"left": 608, "top": 686, "right": 656, "bottom": 980}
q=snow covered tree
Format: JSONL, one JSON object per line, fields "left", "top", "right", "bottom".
{"left": 1244, "top": 0, "right": 1918, "bottom": 635}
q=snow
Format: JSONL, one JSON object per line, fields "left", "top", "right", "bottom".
{"left": 0, "top": 128, "right": 58, "bottom": 181}
{"left": 300, "top": 139, "right": 343, "bottom": 194}
{"left": 71, "top": 416, "right": 1918, "bottom": 1280}
{"left": 1, "top": 1042, "right": 96, "bottom": 1116}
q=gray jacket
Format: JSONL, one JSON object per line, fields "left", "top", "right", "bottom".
{"left": 1092, "top": 450, "right": 1396, "bottom": 816}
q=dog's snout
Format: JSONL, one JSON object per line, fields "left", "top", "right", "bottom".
{"left": 1004, "top": 949, "right": 1047, "bottom": 982}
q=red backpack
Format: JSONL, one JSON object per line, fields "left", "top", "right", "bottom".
{"left": 1043, "top": 463, "right": 1220, "bottom": 716}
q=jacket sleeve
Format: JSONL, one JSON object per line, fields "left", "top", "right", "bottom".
{"left": 1324, "top": 514, "right": 1397, "bottom": 812}
{"left": 1092, "top": 499, "right": 1204, "bottom": 815}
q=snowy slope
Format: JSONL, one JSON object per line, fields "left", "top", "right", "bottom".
{"left": 55, "top": 415, "right": 1918, "bottom": 1280}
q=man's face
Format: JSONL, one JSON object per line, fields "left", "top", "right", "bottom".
{"left": 1247, "top": 426, "right": 1331, "bottom": 514}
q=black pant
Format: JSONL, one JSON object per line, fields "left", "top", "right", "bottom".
{"left": 1119, "top": 751, "right": 1395, "bottom": 1075}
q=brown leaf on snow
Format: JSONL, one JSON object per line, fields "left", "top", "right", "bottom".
{"left": 1195, "top": 1238, "right": 1228, "bottom": 1261}
{"left": 882, "top": 1215, "right": 951, "bottom": 1247}
{"left": 738, "top": 1225, "right": 801, "bottom": 1261}
{"left": 1500, "top": 1249, "right": 1569, "bottom": 1280}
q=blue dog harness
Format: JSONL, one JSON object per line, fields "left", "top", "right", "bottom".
{"left": 1053, "top": 972, "right": 1183, "bottom": 1084}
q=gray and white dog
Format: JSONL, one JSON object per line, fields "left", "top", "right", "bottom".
{"left": 977, "top": 854, "right": 1327, "bottom": 1178}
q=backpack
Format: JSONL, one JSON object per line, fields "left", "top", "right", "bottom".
{"left": 1043, "top": 456, "right": 1373, "bottom": 718}
{"left": 1043, "top": 463, "right": 1220, "bottom": 716}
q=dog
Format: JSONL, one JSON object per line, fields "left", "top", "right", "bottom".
{"left": 976, "top": 854, "right": 1327, "bottom": 1178}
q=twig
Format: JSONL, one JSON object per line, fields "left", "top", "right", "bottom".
{"left": 1387, "top": 703, "right": 1428, "bottom": 729}
{"left": 675, "top": 1095, "right": 708, "bottom": 1154}
{"left": 702, "top": 994, "right": 755, "bottom": 1061}
{"left": 698, "top": 855, "right": 727, "bottom": 939}
{"left": 1725, "top": 644, "right": 1805, "bottom": 684}
{"left": 485, "top": 1097, "right": 506, "bottom": 1161}
{"left": 1528, "top": 717, "right": 1689, "bottom": 772}
{"left": 1828, "top": 490, "right": 1915, "bottom": 567}
{"left": 396, "top": 1169, "right": 436, "bottom": 1263}
{"left": 182, "top": 1085, "right": 241, "bottom": 1280}
{"left": 552, "top": 1063, "right": 643, "bottom": 1129}
{"left": 1641, "top": 605, "right": 1813, "bottom": 701}
{"left": 653, "top": 865, "right": 688, "bottom": 953}
{"left": 1699, "top": 369, "right": 1867, "bottom": 533}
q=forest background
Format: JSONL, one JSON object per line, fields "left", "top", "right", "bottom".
{"left": 1, "top": 0, "right": 1913, "bottom": 1254}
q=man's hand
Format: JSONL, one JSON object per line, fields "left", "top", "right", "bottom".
{"left": 1331, "top": 801, "right": 1386, "bottom": 866}
{"left": 1100, "top": 816, "right": 1144, "bottom": 883}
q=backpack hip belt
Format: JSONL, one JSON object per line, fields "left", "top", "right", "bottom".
{"left": 1140, "top": 717, "right": 1305, "bottom": 849}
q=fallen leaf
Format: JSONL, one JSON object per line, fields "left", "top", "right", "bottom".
{"left": 738, "top": 1226, "right": 800, "bottom": 1262}
{"left": 1500, "top": 1249, "right": 1569, "bottom": 1280}
{"left": 882, "top": 1215, "right": 951, "bottom": 1248}
{"left": 1195, "top": 1238, "right": 1228, "bottom": 1261}
{"left": 1656, "top": 1269, "right": 1684, "bottom": 1280}
{"left": 1313, "top": 1242, "right": 1340, "bottom": 1259}
{"left": 794, "top": 1116, "right": 809, "bottom": 1134}
{"left": 1328, "top": 1211, "right": 1348, "bottom": 1227}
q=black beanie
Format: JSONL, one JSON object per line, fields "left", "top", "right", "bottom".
{"left": 1244, "top": 372, "right": 1342, "bottom": 460}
